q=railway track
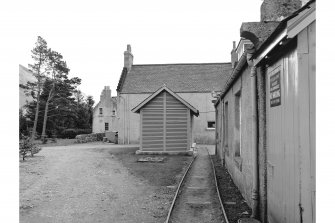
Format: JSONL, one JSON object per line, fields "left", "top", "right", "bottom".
{"left": 165, "top": 147, "right": 228, "bottom": 223}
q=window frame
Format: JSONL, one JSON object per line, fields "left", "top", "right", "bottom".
{"left": 224, "top": 101, "right": 229, "bottom": 148}
{"left": 207, "top": 121, "right": 216, "bottom": 130}
{"left": 234, "top": 91, "right": 242, "bottom": 158}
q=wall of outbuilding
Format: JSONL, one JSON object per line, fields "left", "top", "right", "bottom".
{"left": 117, "top": 93, "right": 150, "bottom": 144}
{"left": 217, "top": 65, "right": 255, "bottom": 207}
{"left": 178, "top": 92, "right": 216, "bottom": 144}
{"left": 117, "top": 92, "right": 216, "bottom": 145}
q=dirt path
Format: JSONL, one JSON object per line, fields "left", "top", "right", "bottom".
{"left": 19, "top": 144, "right": 161, "bottom": 223}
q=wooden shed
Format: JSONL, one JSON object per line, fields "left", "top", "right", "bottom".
{"left": 132, "top": 85, "right": 199, "bottom": 153}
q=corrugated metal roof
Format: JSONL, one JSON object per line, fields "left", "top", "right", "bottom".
{"left": 119, "top": 63, "right": 232, "bottom": 93}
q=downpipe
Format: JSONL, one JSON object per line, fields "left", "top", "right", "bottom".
{"left": 247, "top": 50, "right": 259, "bottom": 219}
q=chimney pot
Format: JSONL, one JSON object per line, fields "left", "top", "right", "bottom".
{"left": 124, "top": 44, "right": 133, "bottom": 70}
{"left": 231, "top": 41, "right": 238, "bottom": 69}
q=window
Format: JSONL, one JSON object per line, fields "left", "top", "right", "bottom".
{"left": 112, "top": 110, "right": 116, "bottom": 116}
{"left": 99, "top": 108, "right": 103, "bottom": 115}
{"left": 234, "top": 92, "right": 241, "bottom": 157}
{"left": 105, "top": 122, "right": 109, "bottom": 131}
{"left": 207, "top": 121, "right": 215, "bottom": 129}
{"left": 224, "top": 101, "right": 229, "bottom": 148}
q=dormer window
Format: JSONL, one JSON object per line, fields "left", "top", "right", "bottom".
{"left": 99, "top": 108, "right": 103, "bottom": 115}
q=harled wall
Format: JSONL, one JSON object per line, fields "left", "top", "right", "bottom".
{"left": 117, "top": 92, "right": 216, "bottom": 145}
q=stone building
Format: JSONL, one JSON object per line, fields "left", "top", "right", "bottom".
{"left": 116, "top": 45, "right": 232, "bottom": 145}
{"left": 92, "top": 86, "right": 117, "bottom": 133}
{"left": 214, "top": 0, "right": 315, "bottom": 222}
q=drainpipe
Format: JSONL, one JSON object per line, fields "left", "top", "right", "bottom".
{"left": 127, "top": 95, "right": 130, "bottom": 144}
{"left": 118, "top": 94, "right": 125, "bottom": 144}
{"left": 247, "top": 50, "right": 259, "bottom": 219}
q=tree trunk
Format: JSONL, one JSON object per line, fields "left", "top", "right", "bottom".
{"left": 31, "top": 88, "right": 41, "bottom": 140}
{"left": 41, "top": 84, "right": 54, "bottom": 142}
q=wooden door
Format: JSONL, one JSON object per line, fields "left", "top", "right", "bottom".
{"left": 266, "top": 49, "right": 300, "bottom": 223}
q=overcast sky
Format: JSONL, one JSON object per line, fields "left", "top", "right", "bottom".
{"left": 15, "top": 0, "right": 262, "bottom": 104}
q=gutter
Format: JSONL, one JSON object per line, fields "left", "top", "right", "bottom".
{"left": 214, "top": 53, "right": 247, "bottom": 106}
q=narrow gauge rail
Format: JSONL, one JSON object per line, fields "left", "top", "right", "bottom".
{"left": 165, "top": 147, "right": 228, "bottom": 223}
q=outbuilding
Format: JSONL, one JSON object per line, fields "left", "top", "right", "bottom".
{"left": 132, "top": 85, "right": 199, "bottom": 154}
{"left": 214, "top": 1, "right": 315, "bottom": 222}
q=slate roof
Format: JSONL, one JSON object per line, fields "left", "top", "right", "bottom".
{"left": 118, "top": 63, "right": 232, "bottom": 94}
{"left": 132, "top": 85, "right": 199, "bottom": 116}
{"left": 240, "top": 21, "right": 280, "bottom": 49}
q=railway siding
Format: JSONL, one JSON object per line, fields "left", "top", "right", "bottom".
{"left": 167, "top": 147, "right": 227, "bottom": 223}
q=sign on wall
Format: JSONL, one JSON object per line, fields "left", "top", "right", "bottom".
{"left": 270, "top": 71, "right": 281, "bottom": 107}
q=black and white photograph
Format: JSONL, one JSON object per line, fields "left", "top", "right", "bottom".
{"left": 2, "top": 0, "right": 325, "bottom": 222}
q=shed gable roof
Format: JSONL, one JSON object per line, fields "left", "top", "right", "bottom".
{"left": 132, "top": 85, "right": 199, "bottom": 116}
{"left": 118, "top": 63, "right": 232, "bottom": 93}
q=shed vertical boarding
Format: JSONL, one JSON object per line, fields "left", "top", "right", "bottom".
{"left": 132, "top": 86, "right": 199, "bottom": 153}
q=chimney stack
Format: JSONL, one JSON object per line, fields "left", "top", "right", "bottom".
{"left": 100, "top": 86, "right": 111, "bottom": 103}
{"left": 231, "top": 41, "right": 238, "bottom": 68}
{"left": 124, "top": 44, "right": 133, "bottom": 70}
{"left": 261, "top": 0, "right": 302, "bottom": 22}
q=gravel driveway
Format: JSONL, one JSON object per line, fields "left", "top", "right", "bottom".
{"left": 20, "top": 144, "right": 164, "bottom": 223}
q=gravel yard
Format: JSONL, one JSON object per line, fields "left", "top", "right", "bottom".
{"left": 20, "top": 143, "right": 192, "bottom": 223}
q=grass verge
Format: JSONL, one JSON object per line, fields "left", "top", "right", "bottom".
{"left": 110, "top": 149, "right": 193, "bottom": 187}
{"left": 110, "top": 149, "right": 193, "bottom": 221}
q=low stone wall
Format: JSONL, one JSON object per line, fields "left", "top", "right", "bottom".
{"left": 75, "top": 133, "right": 105, "bottom": 143}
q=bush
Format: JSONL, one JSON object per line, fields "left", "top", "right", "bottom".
{"left": 96, "top": 133, "right": 105, "bottom": 141}
{"left": 60, "top": 129, "right": 77, "bottom": 139}
{"left": 76, "top": 129, "right": 92, "bottom": 135}
{"left": 19, "top": 136, "right": 42, "bottom": 161}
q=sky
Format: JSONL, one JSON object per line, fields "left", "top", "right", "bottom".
{"left": 12, "top": 0, "right": 262, "bottom": 104}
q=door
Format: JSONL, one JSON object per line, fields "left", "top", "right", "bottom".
{"left": 266, "top": 49, "right": 300, "bottom": 223}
